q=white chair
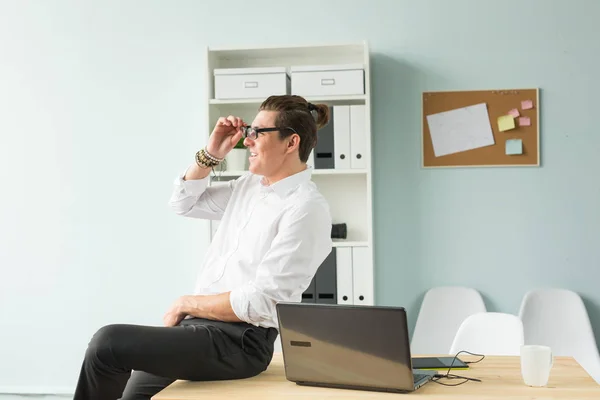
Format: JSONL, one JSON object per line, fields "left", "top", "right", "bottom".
{"left": 519, "top": 288, "right": 600, "bottom": 383}
{"left": 449, "top": 312, "right": 524, "bottom": 356}
{"left": 411, "top": 286, "right": 486, "bottom": 355}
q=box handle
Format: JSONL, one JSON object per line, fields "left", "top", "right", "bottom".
{"left": 321, "top": 78, "right": 335, "bottom": 86}
{"left": 244, "top": 81, "right": 258, "bottom": 88}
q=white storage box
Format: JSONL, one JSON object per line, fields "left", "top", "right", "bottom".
{"left": 213, "top": 67, "right": 290, "bottom": 100}
{"left": 290, "top": 64, "right": 364, "bottom": 97}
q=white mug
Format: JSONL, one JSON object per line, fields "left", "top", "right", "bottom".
{"left": 520, "top": 345, "right": 553, "bottom": 387}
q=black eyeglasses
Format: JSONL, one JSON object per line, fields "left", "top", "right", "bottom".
{"left": 241, "top": 126, "right": 297, "bottom": 140}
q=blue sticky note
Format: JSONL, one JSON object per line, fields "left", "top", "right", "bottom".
{"left": 505, "top": 139, "right": 523, "bottom": 155}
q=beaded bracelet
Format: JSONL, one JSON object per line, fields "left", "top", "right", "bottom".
{"left": 203, "top": 147, "right": 224, "bottom": 164}
{"left": 195, "top": 148, "right": 223, "bottom": 169}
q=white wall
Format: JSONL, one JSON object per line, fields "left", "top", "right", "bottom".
{"left": 0, "top": 0, "right": 209, "bottom": 393}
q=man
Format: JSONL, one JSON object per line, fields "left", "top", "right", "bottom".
{"left": 73, "top": 95, "right": 333, "bottom": 399}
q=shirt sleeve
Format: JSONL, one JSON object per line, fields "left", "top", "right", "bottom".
{"left": 229, "top": 201, "right": 333, "bottom": 326}
{"left": 168, "top": 164, "right": 236, "bottom": 219}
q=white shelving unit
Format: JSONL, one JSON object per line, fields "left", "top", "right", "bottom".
{"left": 204, "top": 42, "right": 374, "bottom": 311}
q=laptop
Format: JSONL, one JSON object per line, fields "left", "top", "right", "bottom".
{"left": 275, "top": 302, "right": 435, "bottom": 393}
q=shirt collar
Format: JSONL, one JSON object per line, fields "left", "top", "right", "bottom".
{"left": 259, "top": 166, "right": 313, "bottom": 199}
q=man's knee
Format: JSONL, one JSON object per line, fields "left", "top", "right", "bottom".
{"left": 85, "top": 324, "right": 128, "bottom": 364}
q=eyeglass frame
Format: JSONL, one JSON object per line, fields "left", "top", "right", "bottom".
{"left": 240, "top": 126, "right": 298, "bottom": 140}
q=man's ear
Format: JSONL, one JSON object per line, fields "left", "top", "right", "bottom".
{"left": 287, "top": 134, "right": 300, "bottom": 151}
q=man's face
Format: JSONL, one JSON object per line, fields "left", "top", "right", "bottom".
{"left": 244, "top": 110, "right": 289, "bottom": 178}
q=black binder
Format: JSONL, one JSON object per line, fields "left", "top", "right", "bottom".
{"left": 315, "top": 248, "right": 337, "bottom": 304}
{"left": 314, "top": 107, "right": 335, "bottom": 169}
{"left": 302, "top": 248, "right": 337, "bottom": 304}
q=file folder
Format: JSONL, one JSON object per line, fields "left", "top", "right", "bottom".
{"left": 350, "top": 105, "right": 367, "bottom": 169}
{"left": 335, "top": 247, "right": 353, "bottom": 304}
{"left": 314, "top": 107, "right": 335, "bottom": 169}
{"left": 315, "top": 248, "right": 337, "bottom": 304}
{"left": 333, "top": 106, "right": 351, "bottom": 169}
{"left": 302, "top": 276, "right": 316, "bottom": 303}
{"left": 351, "top": 246, "right": 372, "bottom": 304}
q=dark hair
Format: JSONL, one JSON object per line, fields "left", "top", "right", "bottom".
{"left": 259, "top": 95, "right": 330, "bottom": 163}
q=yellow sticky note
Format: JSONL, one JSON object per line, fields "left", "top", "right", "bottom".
{"left": 498, "top": 115, "right": 515, "bottom": 132}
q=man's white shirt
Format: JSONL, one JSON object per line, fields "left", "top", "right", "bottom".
{"left": 169, "top": 166, "right": 332, "bottom": 329}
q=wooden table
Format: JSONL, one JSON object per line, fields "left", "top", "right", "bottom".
{"left": 153, "top": 352, "right": 600, "bottom": 399}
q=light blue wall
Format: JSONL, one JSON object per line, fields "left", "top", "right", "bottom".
{"left": 366, "top": 0, "right": 600, "bottom": 347}
{"left": 1, "top": 0, "right": 599, "bottom": 395}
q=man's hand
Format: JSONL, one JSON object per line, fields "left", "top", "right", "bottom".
{"left": 206, "top": 115, "right": 246, "bottom": 159}
{"left": 182, "top": 115, "right": 246, "bottom": 182}
{"left": 163, "top": 293, "right": 242, "bottom": 326}
{"left": 163, "top": 296, "right": 190, "bottom": 327}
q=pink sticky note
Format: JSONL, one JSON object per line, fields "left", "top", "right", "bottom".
{"left": 518, "top": 116, "right": 531, "bottom": 126}
{"left": 521, "top": 100, "right": 534, "bottom": 110}
{"left": 508, "top": 108, "right": 520, "bottom": 118}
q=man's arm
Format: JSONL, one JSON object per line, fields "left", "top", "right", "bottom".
{"left": 168, "top": 164, "right": 236, "bottom": 219}
{"left": 169, "top": 115, "right": 246, "bottom": 219}
{"left": 163, "top": 292, "right": 242, "bottom": 327}
{"left": 229, "top": 202, "right": 333, "bottom": 326}
{"left": 164, "top": 201, "right": 332, "bottom": 327}
{"left": 183, "top": 159, "right": 212, "bottom": 181}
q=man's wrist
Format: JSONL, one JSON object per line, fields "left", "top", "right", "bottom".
{"left": 179, "top": 295, "right": 199, "bottom": 315}
{"left": 195, "top": 148, "right": 221, "bottom": 169}
{"left": 205, "top": 145, "right": 226, "bottom": 160}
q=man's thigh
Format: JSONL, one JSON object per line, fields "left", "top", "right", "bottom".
{"left": 97, "top": 322, "right": 251, "bottom": 381}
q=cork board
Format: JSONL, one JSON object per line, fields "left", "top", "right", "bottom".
{"left": 422, "top": 88, "right": 540, "bottom": 168}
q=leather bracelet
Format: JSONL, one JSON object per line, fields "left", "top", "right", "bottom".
{"left": 195, "top": 148, "right": 220, "bottom": 169}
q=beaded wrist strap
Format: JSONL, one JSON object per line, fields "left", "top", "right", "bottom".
{"left": 195, "top": 147, "right": 224, "bottom": 169}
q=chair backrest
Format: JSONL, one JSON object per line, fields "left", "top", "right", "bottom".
{"left": 411, "top": 286, "right": 486, "bottom": 355}
{"left": 519, "top": 288, "right": 600, "bottom": 383}
{"left": 449, "top": 312, "right": 524, "bottom": 356}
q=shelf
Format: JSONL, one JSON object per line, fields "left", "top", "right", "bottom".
{"left": 332, "top": 241, "right": 368, "bottom": 248}
{"left": 312, "top": 169, "right": 367, "bottom": 175}
{"left": 206, "top": 42, "right": 373, "bottom": 307}
{"left": 212, "top": 169, "right": 367, "bottom": 178}
{"left": 208, "top": 42, "right": 367, "bottom": 70}
{"left": 208, "top": 42, "right": 366, "bottom": 58}
{"left": 209, "top": 94, "right": 366, "bottom": 106}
